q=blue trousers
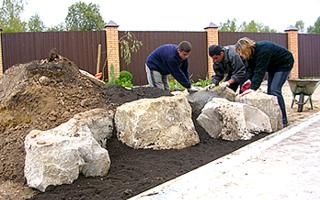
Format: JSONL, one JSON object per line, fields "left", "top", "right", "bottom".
{"left": 267, "top": 70, "right": 291, "bottom": 125}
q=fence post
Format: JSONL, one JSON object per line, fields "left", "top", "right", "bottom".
{"left": 285, "top": 26, "right": 299, "bottom": 79}
{"left": 0, "top": 28, "right": 3, "bottom": 77}
{"left": 204, "top": 22, "right": 219, "bottom": 78}
{"left": 105, "top": 20, "right": 120, "bottom": 79}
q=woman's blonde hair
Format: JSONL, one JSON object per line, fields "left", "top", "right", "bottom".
{"left": 235, "top": 37, "right": 256, "bottom": 59}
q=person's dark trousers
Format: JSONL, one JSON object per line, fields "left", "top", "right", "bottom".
{"left": 267, "top": 69, "right": 291, "bottom": 126}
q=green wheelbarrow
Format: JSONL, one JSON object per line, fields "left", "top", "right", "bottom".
{"left": 288, "top": 79, "right": 320, "bottom": 112}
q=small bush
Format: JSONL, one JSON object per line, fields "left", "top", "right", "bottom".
{"left": 115, "top": 70, "right": 133, "bottom": 88}
{"left": 192, "top": 79, "right": 212, "bottom": 87}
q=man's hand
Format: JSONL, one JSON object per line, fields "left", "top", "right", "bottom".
{"left": 219, "top": 81, "right": 230, "bottom": 90}
{"left": 241, "top": 80, "right": 251, "bottom": 92}
{"left": 240, "top": 89, "right": 254, "bottom": 97}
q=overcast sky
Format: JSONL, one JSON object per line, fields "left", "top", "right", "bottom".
{"left": 16, "top": 0, "right": 320, "bottom": 32}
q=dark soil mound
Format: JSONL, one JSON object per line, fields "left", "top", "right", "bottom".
{"left": 103, "top": 85, "right": 172, "bottom": 106}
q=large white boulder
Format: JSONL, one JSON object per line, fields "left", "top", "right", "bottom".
{"left": 236, "top": 91, "right": 283, "bottom": 131}
{"left": 24, "top": 109, "right": 113, "bottom": 192}
{"left": 197, "top": 98, "right": 272, "bottom": 141}
{"left": 115, "top": 95, "right": 200, "bottom": 150}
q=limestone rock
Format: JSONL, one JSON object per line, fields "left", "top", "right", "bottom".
{"left": 73, "top": 108, "right": 114, "bottom": 148}
{"left": 197, "top": 98, "right": 272, "bottom": 141}
{"left": 24, "top": 109, "right": 113, "bottom": 192}
{"left": 115, "top": 95, "right": 200, "bottom": 150}
{"left": 236, "top": 91, "right": 283, "bottom": 131}
{"left": 186, "top": 90, "right": 220, "bottom": 117}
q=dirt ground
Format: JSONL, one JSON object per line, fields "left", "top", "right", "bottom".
{"left": 0, "top": 57, "right": 319, "bottom": 200}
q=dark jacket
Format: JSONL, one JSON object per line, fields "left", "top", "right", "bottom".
{"left": 247, "top": 41, "right": 294, "bottom": 90}
{"left": 146, "top": 44, "right": 191, "bottom": 88}
{"left": 212, "top": 45, "right": 246, "bottom": 86}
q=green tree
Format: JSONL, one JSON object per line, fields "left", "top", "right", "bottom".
{"left": 47, "top": 23, "right": 66, "bottom": 32}
{"left": 65, "top": 1, "right": 105, "bottom": 31}
{"left": 295, "top": 20, "right": 305, "bottom": 33}
{"left": 0, "top": 0, "right": 26, "bottom": 32}
{"left": 219, "top": 18, "right": 238, "bottom": 32}
{"left": 27, "top": 14, "right": 45, "bottom": 32}
{"left": 307, "top": 16, "right": 320, "bottom": 34}
{"left": 240, "top": 20, "right": 277, "bottom": 32}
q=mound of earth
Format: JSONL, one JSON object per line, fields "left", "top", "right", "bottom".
{"left": 0, "top": 55, "right": 170, "bottom": 185}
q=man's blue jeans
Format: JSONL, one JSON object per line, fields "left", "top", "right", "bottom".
{"left": 267, "top": 70, "right": 291, "bottom": 125}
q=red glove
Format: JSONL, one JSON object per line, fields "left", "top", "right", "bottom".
{"left": 241, "top": 80, "right": 251, "bottom": 92}
{"left": 240, "top": 89, "right": 254, "bottom": 97}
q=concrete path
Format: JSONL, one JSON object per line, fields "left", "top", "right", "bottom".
{"left": 130, "top": 112, "right": 320, "bottom": 200}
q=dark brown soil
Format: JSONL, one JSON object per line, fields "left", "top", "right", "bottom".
{"left": 0, "top": 56, "right": 267, "bottom": 200}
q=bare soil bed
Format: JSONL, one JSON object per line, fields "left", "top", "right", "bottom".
{"left": 0, "top": 57, "right": 319, "bottom": 200}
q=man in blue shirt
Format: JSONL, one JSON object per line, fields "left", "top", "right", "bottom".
{"left": 145, "top": 41, "right": 196, "bottom": 92}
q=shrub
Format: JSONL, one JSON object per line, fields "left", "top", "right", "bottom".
{"left": 115, "top": 70, "right": 133, "bottom": 88}
{"left": 192, "top": 78, "right": 212, "bottom": 87}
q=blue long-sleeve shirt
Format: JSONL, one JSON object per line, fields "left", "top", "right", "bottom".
{"left": 146, "top": 44, "right": 191, "bottom": 88}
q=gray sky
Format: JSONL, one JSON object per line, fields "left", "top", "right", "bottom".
{"left": 17, "top": 0, "right": 320, "bottom": 32}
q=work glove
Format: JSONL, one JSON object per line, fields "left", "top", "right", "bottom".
{"left": 241, "top": 80, "right": 251, "bottom": 92}
{"left": 219, "top": 81, "right": 230, "bottom": 90}
{"left": 239, "top": 89, "right": 254, "bottom": 97}
{"left": 187, "top": 86, "right": 199, "bottom": 94}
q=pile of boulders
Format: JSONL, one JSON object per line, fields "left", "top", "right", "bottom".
{"left": 24, "top": 84, "right": 282, "bottom": 191}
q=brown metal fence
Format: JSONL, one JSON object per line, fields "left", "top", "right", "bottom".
{"left": 2, "top": 31, "right": 106, "bottom": 75}
{"left": 1, "top": 30, "right": 320, "bottom": 83}
{"left": 119, "top": 31, "right": 208, "bottom": 85}
{"left": 298, "top": 34, "right": 320, "bottom": 78}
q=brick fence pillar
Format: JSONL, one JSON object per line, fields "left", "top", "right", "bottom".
{"left": 204, "top": 22, "right": 219, "bottom": 78}
{"left": 105, "top": 20, "right": 120, "bottom": 79}
{"left": 285, "top": 26, "right": 299, "bottom": 79}
{"left": 0, "top": 28, "right": 3, "bottom": 77}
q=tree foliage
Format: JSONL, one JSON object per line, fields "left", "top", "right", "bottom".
{"left": 65, "top": 1, "right": 105, "bottom": 31}
{"left": 27, "top": 14, "right": 45, "bottom": 32}
{"left": 239, "top": 20, "right": 277, "bottom": 32}
{"left": 295, "top": 20, "right": 305, "bottom": 33}
{"left": 47, "top": 23, "right": 66, "bottom": 32}
{"left": 219, "top": 18, "right": 238, "bottom": 32}
{"left": 219, "top": 18, "right": 277, "bottom": 32}
{"left": 0, "top": 0, "right": 26, "bottom": 32}
{"left": 307, "top": 16, "right": 320, "bottom": 34}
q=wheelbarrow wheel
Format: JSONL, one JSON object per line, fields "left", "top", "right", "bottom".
{"left": 297, "top": 94, "right": 304, "bottom": 112}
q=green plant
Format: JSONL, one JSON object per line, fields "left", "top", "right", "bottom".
{"left": 168, "top": 75, "right": 185, "bottom": 91}
{"left": 107, "top": 64, "right": 116, "bottom": 85}
{"left": 115, "top": 70, "right": 133, "bottom": 88}
{"left": 120, "top": 32, "right": 143, "bottom": 65}
{"left": 192, "top": 78, "right": 212, "bottom": 87}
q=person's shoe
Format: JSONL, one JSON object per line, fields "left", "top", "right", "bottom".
{"left": 283, "top": 122, "right": 289, "bottom": 128}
